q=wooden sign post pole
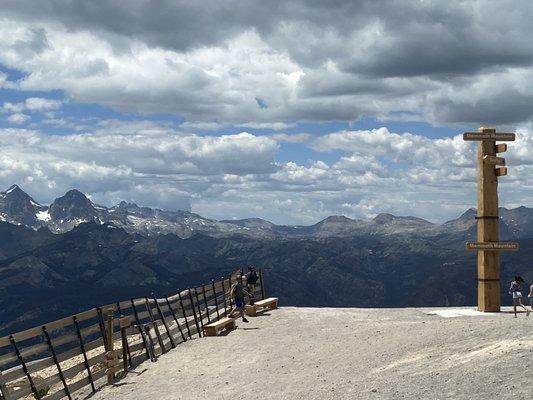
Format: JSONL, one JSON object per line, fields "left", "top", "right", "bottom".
{"left": 476, "top": 130, "right": 500, "bottom": 312}
{"left": 463, "top": 127, "right": 517, "bottom": 312}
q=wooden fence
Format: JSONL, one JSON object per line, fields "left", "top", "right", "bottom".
{"left": 0, "top": 269, "right": 266, "bottom": 400}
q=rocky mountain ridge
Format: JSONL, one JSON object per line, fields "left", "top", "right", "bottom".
{"left": 0, "top": 184, "right": 528, "bottom": 240}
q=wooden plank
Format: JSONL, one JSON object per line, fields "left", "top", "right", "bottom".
{"left": 495, "top": 143, "right": 507, "bottom": 153}
{"left": 79, "top": 323, "right": 102, "bottom": 339}
{"left": 9, "top": 383, "right": 32, "bottom": 400}
{"left": 254, "top": 297, "right": 278, "bottom": 308}
{"left": 42, "top": 387, "right": 67, "bottom": 400}
{"left": 483, "top": 155, "right": 505, "bottom": 165}
{"left": 0, "top": 369, "right": 10, "bottom": 400}
{"left": 2, "top": 355, "right": 54, "bottom": 383}
{"left": 203, "top": 317, "right": 235, "bottom": 337}
{"left": 63, "top": 353, "right": 105, "bottom": 381}
{"left": 74, "top": 308, "right": 98, "bottom": 323}
{"left": 0, "top": 336, "right": 10, "bottom": 348}
{"left": 117, "top": 300, "right": 133, "bottom": 312}
{"left": 18, "top": 342, "right": 48, "bottom": 361}
{"left": 56, "top": 345, "right": 83, "bottom": 364}
{"left": 66, "top": 368, "right": 106, "bottom": 396}
{"left": 43, "top": 315, "right": 75, "bottom": 333}
{"left": 128, "top": 341, "right": 145, "bottom": 354}
{"left": 11, "top": 326, "right": 43, "bottom": 343}
{"left": 495, "top": 167, "right": 507, "bottom": 177}
{"left": 0, "top": 351, "right": 18, "bottom": 368}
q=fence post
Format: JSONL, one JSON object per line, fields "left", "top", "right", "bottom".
{"left": 201, "top": 284, "right": 211, "bottom": 323}
{"left": 220, "top": 278, "right": 228, "bottom": 317}
{"left": 96, "top": 307, "right": 108, "bottom": 352}
{"left": 165, "top": 297, "right": 187, "bottom": 342}
{"left": 178, "top": 291, "right": 192, "bottom": 339}
{"left": 119, "top": 316, "right": 131, "bottom": 372}
{"left": 211, "top": 280, "right": 220, "bottom": 320}
{"left": 105, "top": 309, "right": 116, "bottom": 385}
{"left": 152, "top": 294, "right": 175, "bottom": 349}
{"left": 228, "top": 274, "right": 234, "bottom": 308}
{"left": 43, "top": 325, "right": 72, "bottom": 400}
{"left": 130, "top": 299, "right": 150, "bottom": 360}
{"left": 259, "top": 268, "right": 266, "bottom": 300}
{"left": 144, "top": 297, "right": 166, "bottom": 353}
{"left": 9, "top": 336, "right": 38, "bottom": 399}
{"left": 188, "top": 289, "right": 202, "bottom": 337}
{"left": 194, "top": 288, "right": 205, "bottom": 333}
{"left": 73, "top": 315, "right": 96, "bottom": 392}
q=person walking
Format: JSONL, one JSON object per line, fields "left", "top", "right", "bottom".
{"left": 510, "top": 276, "right": 530, "bottom": 318}
{"left": 528, "top": 282, "right": 533, "bottom": 309}
{"left": 228, "top": 276, "right": 251, "bottom": 323}
{"left": 245, "top": 266, "right": 259, "bottom": 305}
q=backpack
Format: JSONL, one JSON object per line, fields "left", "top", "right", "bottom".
{"left": 247, "top": 270, "right": 258, "bottom": 285}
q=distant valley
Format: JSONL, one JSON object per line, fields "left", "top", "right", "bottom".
{"left": 0, "top": 184, "right": 532, "bottom": 336}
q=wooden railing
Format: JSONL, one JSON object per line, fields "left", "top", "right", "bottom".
{"left": 0, "top": 269, "right": 266, "bottom": 400}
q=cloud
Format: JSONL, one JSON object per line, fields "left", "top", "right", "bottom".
{"left": 6, "top": 112, "right": 30, "bottom": 124}
{"left": 24, "top": 97, "right": 62, "bottom": 111}
{"left": 0, "top": 126, "right": 278, "bottom": 211}
{"left": 268, "top": 132, "right": 311, "bottom": 143}
{"left": 0, "top": 122, "right": 532, "bottom": 224}
{"left": 2, "top": 1, "right": 533, "bottom": 125}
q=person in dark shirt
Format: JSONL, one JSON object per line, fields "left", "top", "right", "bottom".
{"left": 229, "top": 276, "right": 251, "bottom": 323}
{"left": 245, "top": 266, "right": 259, "bottom": 305}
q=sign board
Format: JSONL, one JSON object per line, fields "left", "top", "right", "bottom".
{"left": 495, "top": 143, "right": 507, "bottom": 153}
{"left": 463, "top": 132, "right": 515, "bottom": 141}
{"left": 483, "top": 155, "right": 505, "bottom": 165}
{"left": 466, "top": 242, "right": 519, "bottom": 251}
{"left": 495, "top": 167, "right": 507, "bottom": 176}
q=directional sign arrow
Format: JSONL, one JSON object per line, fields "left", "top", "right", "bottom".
{"left": 466, "top": 242, "right": 519, "bottom": 251}
{"left": 463, "top": 132, "right": 515, "bottom": 141}
{"left": 495, "top": 167, "right": 508, "bottom": 177}
{"left": 483, "top": 155, "right": 506, "bottom": 165}
{"left": 495, "top": 143, "right": 507, "bottom": 153}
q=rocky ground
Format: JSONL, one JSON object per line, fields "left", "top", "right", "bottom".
{"left": 89, "top": 307, "right": 533, "bottom": 400}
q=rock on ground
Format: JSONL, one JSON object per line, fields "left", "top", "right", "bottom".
{"left": 89, "top": 307, "right": 533, "bottom": 400}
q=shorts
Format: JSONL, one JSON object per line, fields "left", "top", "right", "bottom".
{"left": 235, "top": 298, "right": 244, "bottom": 308}
{"left": 512, "top": 291, "right": 522, "bottom": 299}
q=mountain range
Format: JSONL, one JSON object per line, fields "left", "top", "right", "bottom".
{"left": 2, "top": 184, "right": 531, "bottom": 240}
{"left": 0, "top": 184, "right": 532, "bottom": 336}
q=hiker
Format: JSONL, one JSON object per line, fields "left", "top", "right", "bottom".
{"left": 246, "top": 266, "right": 259, "bottom": 305}
{"left": 529, "top": 282, "right": 533, "bottom": 309}
{"left": 228, "top": 276, "right": 251, "bottom": 323}
{"left": 509, "top": 276, "right": 530, "bottom": 318}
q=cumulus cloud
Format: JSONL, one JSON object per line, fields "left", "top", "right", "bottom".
{"left": 6, "top": 112, "right": 29, "bottom": 124}
{"left": 1, "top": 1, "right": 533, "bottom": 125}
{"left": 0, "top": 123, "right": 532, "bottom": 224}
{"left": 0, "top": 126, "right": 278, "bottom": 210}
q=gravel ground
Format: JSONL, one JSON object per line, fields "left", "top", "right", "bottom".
{"left": 90, "top": 307, "right": 533, "bottom": 400}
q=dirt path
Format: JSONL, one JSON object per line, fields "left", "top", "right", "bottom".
{"left": 90, "top": 307, "right": 532, "bottom": 400}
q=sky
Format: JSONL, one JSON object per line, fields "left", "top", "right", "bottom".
{"left": 1, "top": 0, "right": 533, "bottom": 225}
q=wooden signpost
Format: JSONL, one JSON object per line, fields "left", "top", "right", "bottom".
{"left": 464, "top": 127, "right": 517, "bottom": 312}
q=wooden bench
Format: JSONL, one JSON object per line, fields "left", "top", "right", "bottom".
{"left": 245, "top": 297, "right": 278, "bottom": 316}
{"left": 203, "top": 317, "right": 236, "bottom": 336}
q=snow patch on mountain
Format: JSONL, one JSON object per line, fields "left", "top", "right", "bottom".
{"left": 36, "top": 210, "right": 51, "bottom": 221}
